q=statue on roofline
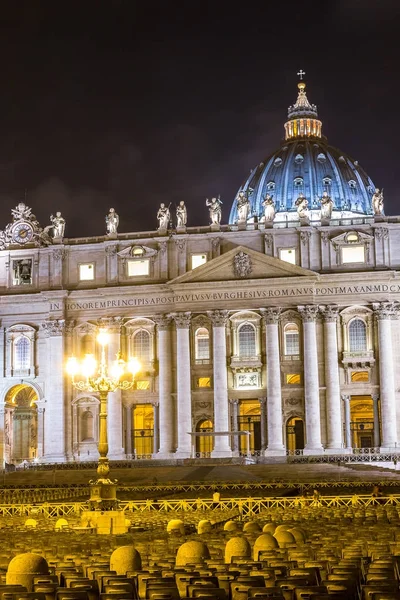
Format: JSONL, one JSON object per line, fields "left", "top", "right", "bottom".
{"left": 50, "top": 212, "right": 66, "bottom": 238}
{"left": 372, "top": 188, "right": 384, "bottom": 216}
{"left": 320, "top": 191, "right": 333, "bottom": 221}
{"left": 295, "top": 193, "right": 309, "bottom": 219}
{"left": 176, "top": 201, "right": 187, "bottom": 227}
{"left": 262, "top": 193, "right": 275, "bottom": 223}
{"left": 236, "top": 191, "right": 250, "bottom": 223}
{"left": 106, "top": 208, "right": 119, "bottom": 234}
{"left": 157, "top": 203, "right": 170, "bottom": 230}
{"left": 206, "top": 196, "right": 222, "bottom": 225}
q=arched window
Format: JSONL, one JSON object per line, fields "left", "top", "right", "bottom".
{"left": 133, "top": 330, "right": 151, "bottom": 363}
{"left": 14, "top": 336, "right": 30, "bottom": 370}
{"left": 349, "top": 318, "right": 367, "bottom": 352}
{"left": 195, "top": 327, "right": 210, "bottom": 360}
{"left": 284, "top": 323, "right": 300, "bottom": 355}
{"left": 238, "top": 323, "right": 256, "bottom": 357}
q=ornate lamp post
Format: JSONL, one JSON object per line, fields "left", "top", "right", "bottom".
{"left": 66, "top": 328, "right": 140, "bottom": 510}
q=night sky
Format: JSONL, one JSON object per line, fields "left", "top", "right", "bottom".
{"left": 0, "top": 1, "right": 399, "bottom": 237}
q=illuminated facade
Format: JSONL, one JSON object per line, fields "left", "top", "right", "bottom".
{"left": 0, "top": 81, "right": 399, "bottom": 465}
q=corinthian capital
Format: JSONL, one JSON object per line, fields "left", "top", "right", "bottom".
{"left": 297, "top": 305, "right": 319, "bottom": 322}
{"left": 319, "top": 305, "right": 339, "bottom": 322}
{"left": 207, "top": 310, "right": 228, "bottom": 327}
{"left": 170, "top": 312, "right": 191, "bottom": 329}
{"left": 372, "top": 301, "right": 400, "bottom": 320}
{"left": 261, "top": 307, "right": 281, "bottom": 325}
{"left": 154, "top": 314, "right": 171, "bottom": 331}
{"left": 42, "top": 319, "right": 65, "bottom": 337}
{"left": 97, "top": 316, "right": 123, "bottom": 333}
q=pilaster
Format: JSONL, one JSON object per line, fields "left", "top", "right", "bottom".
{"left": 170, "top": 312, "right": 192, "bottom": 457}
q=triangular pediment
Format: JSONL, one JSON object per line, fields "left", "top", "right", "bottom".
{"left": 168, "top": 245, "right": 318, "bottom": 284}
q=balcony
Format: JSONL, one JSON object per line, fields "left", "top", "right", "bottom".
{"left": 342, "top": 350, "right": 375, "bottom": 368}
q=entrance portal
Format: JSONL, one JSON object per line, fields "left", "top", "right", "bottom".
{"left": 350, "top": 395, "right": 375, "bottom": 449}
{"left": 5, "top": 384, "right": 38, "bottom": 464}
{"left": 286, "top": 417, "right": 305, "bottom": 452}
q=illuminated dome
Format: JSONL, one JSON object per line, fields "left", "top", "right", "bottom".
{"left": 229, "top": 80, "right": 376, "bottom": 224}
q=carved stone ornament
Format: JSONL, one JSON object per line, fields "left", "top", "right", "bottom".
{"left": 372, "top": 301, "right": 400, "bottom": 320}
{"left": 320, "top": 231, "right": 330, "bottom": 245}
{"left": 207, "top": 310, "right": 228, "bottom": 327}
{"left": 174, "top": 239, "right": 187, "bottom": 254}
{"left": 264, "top": 234, "right": 273, "bottom": 249}
{"left": 170, "top": 312, "right": 191, "bottom": 328}
{"left": 319, "top": 304, "right": 339, "bottom": 322}
{"left": 158, "top": 241, "right": 167, "bottom": 255}
{"left": 261, "top": 307, "right": 281, "bottom": 325}
{"left": 64, "top": 319, "right": 76, "bottom": 336}
{"left": 97, "top": 316, "right": 123, "bottom": 332}
{"left": 191, "top": 314, "right": 209, "bottom": 329}
{"left": 211, "top": 237, "right": 221, "bottom": 251}
{"left": 52, "top": 248, "right": 66, "bottom": 261}
{"left": 297, "top": 305, "right": 319, "bottom": 322}
{"left": 153, "top": 314, "right": 171, "bottom": 330}
{"left": 233, "top": 251, "right": 252, "bottom": 278}
{"left": 41, "top": 319, "right": 65, "bottom": 337}
{"left": 374, "top": 227, "right": 389, "bottom": 241}
{"left": 105, "top": 244, "right": 118, "bottom": 256}
{"left": 300, "top": 231, "right": 311, "bottom": 246}
{"left": 286, "top": 398, "right": 301, "bottom": 406}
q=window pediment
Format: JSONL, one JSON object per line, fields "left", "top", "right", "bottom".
{"left": 331, "top": 231, "right": 373, "bottom": 247}
{"left": 117, "top": 245, "right": 158, "bottom": 259}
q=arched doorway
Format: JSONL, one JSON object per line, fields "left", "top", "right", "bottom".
{"left": 286, "top": 416, "right": 305, "bottom": 452}
{"left": 196, "top": 419, "right": 214, "bottom": 456}
{"left": 238, "top": 400, "right": 261, "bottom": 455}
{"left": 132, "top": 404, "right": 154, "bottom": 457}
{"left": 5, "top": 384, "right": 38, "bottom": 464}
{"left": 350, "top": 396, "right": 375, "bottom": 448}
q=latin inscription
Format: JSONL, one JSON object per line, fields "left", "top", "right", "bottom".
{"left": 50, "top": 283, "right": 400, "bottom": 313}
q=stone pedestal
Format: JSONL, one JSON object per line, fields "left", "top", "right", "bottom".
{"left": 81, "top": 509, "right": 128, "bottom": 534}
{"left": 210, "top": 223, "right": 221, "bottom": 232}
{"left": 158, "top": 228, "right": 168, "bottom": 236}
{"left": 106, "top": 232, "right": 118, "bottom": 240}
{"left": 176, "top": 226, "right": 186, "bottom": 234}
{"left": 52, "top": 236, "right": 63, "bottom": 244}
{"left": 299, "top": 217, "right": 310, "bottom": 226}
{"left": 238, "top": 221, "right": 247, "bottom": 230}
{"left": 321, "top": 218, "right": 331, "bottom": 227}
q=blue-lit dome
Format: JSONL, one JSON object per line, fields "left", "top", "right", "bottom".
{"left": 229, "top": 81, "right": 376, "bottom": 224}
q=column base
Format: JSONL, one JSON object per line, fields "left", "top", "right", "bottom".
{"left": 156, "top": 451, "right": 176, "bottom": 460}
{"left": 264, "top": 447, "right": 286, "bottom": 457}
{"left": 211, "top": 449, "right": 232, "bottom": 458}
{"left": 108, "top": 449, "right": 125, "bottom": 460}
{"left": 379, "top": 446, "right": 398, "bottom": 452}
{"left": 324, "top": 447, "right": 350, "bottom": 455}
{"left": 174, "top": 450, "right": 192, "bottom": 459}
{"left": 41, "top": 453, "right": 68, "bottom": 463}
{"left": 303, "top": 446, "right": 324, "bottom": 456}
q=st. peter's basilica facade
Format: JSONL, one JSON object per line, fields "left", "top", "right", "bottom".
{"left": 0, "top": 80, "right": 398, "bottom": 465}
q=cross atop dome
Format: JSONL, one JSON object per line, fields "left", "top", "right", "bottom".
{"left": 297, "top": 69, "right": 306, "bottom": 80}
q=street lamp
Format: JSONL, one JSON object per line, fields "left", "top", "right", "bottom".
{"left": 66, "top": 327, "right": 140, "bottom": 509}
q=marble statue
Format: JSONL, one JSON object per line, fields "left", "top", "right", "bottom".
{"left": 157, "top": 203, "right": 170, "bottom": 229}
{"left": 262, "top": 194, "right": 276, "bottom": 223}
{"left": 236, "top": 191, "right": 250, "bottom": 222}
{"left": 50, "top": 212, "right": 66, "bottom": 238}
{"left": 106, "top": 208, "right": 119, "bottom": 234}
{"left": 206, "top": 196, "right": 222, "bottom": 225}
{"left": 295, "top": 193, "right": 309, "bottom": 219}
{"left": 320, "top": 191, "right": 333, "bottom": 221}
{"left": 176, "top": 201, "right": 187, "bottom": 227}
{"left": 372, "top": 188, "right": 384, "bottom": 216}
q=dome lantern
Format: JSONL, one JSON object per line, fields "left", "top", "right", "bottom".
{"left": 284, "top": 76, "right": 322, "bottom": 140}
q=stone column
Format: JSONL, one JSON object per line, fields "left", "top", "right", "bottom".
{"left": 41, "top": 319, "right": 67, "bottom": 461}
{"left": 259, "top": 397, "right": 267, "bottom": 452}
{"left": 0, "top": 405, "right": 5, "bottom": 468}
{"left": 171, "top": 312, "right": 192, "bottom": 457}
{"left": 35, "top": 404, "right": 45, "bottom": 460}
{"left": 100, "top": 317, "right": 125, "bottom": 459}
{"left": 153, "top": 402, "right": 159, "bottom": 454}
{"left": 262, "top": 308, "right": 285, "bottom": 455}
{"left": 230, "top": 399, "right": 239, "bottom": 453}
{"left": 208, "top": 310, "right": 231, "bottom": 456}
{"left": 154, "top": 315, "right": 174, "bottom": 456}
{"left": 51, "top": 248, "right": 65, "bottom": 288}
{"left": 105, "top": 244, "right": 118, "bottom": 283}
{"left": 320, "top": 305, "right": 343, "bottom": 451}
{"left": 64, "top": 319, "right": 75, "bottom": 461}
{"left": 298, "top": 305, "right": 323, "bottom": 453}
{"left": 372, "top": 394, "right": 380, "bottom": 448}
{"left": 342, "top": 394, "right": 352, "bottom": 449}
{"left": 373, "top": 302, "right": 398, "bottom": 449}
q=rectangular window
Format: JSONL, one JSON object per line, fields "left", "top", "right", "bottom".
{"left": 285, "top": 333, "right": 300, "bottom": 355}
{"left": 286, "top": 373, "right": 301, "bottom": 384}
{"left": 342, "top": 245, "right": 365, "bottom": 264}
{"left": 191, "top": 254, "right": 207, "bottom": 270}
{"left": 127, "top": 259, "right": 150, "bottom": 277}
{"left": 136, "top": 380, "right": 150, "bottom": 390}
{"left": 12, "top": 259, "right": 33, "bottom": 286}
{"left": 79, "top": 263, "right": 95, "bottom": 281}
{"left": 279, "top": 248, "right": 296, "bottom": 265}
{"left": 198, "top": 377, "right": 211, "bottom": 388}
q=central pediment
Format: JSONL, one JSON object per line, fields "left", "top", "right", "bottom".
{"left": 168, "top": 245, "right": 318, "bottom": 284}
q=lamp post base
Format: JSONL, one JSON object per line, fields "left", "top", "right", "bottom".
{"left": 89, "top": 477, "right": 119, "bottom": 511}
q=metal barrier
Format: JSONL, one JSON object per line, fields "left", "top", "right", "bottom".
{"left": 1, "top": 494, "right": 400, "bottom": 518}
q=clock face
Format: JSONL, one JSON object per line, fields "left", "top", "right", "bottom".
{"left": 12, "top": 222, "right": 34, "bottom": 244}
